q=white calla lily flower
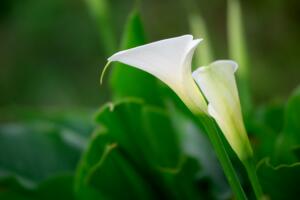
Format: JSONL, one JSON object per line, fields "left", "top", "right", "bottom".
{"left": 106, "top": 35, "right": 207, "bottom": 114}
{"left": 192, "top": 60, "right": 253, "bottom": 160}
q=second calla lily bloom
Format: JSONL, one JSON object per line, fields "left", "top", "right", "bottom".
{"left": 107, "top": 35, "right": 207, "bottom": 114}
{"left": 192, "top": 60, "right": 253, "bottom": 161}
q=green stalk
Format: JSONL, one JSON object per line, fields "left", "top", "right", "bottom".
{"left": 243, "top": 159, "right": 263, "bottom": 199}
{"left": 199, "top": 115, "right": 247, "bottom": 200}
{"left": 183, "top": 0, "right": 214, "bottom": 68}
{"left": 227, "top": 0, "right": 252, "bottom": 115}
{"left": 85, "top": 0, "right": 117, "bottom": 55}
{"left": 188, "top": 14, "right": 213, "bottom": 67}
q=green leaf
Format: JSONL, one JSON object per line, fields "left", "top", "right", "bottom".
{"left": 247, "top": 102, "right": 284, "bottom": 161}
{"left": 0, "top": 121, "right": 82, "bottom": 188}
{"left": 247, "top": 121, "right": 277, "bottom": 162}
{"left": 87, "top": 146, "right": 156, "bottom": 200}
{"left": 246, "top": 87, "right": 300, "bottom": 165}
{"left": 109, "top": 10, "right": 162, "bottom": 105}
{"left": 0, "top": 106, "right": 94, "bottom": 140}
{"left": 270, "top": 86, "right": 300, "bottom": 164}
{"left": 94, "top": 99, "right": 181, "bottom": 169}
{"left": 76, "top": 100, "right": 210, "bottom": 199}
{"left": 257, "top": 159, "right": 300, "bottom": 199}
{"left": 160, "top": 157, "right": 213, "bottom": 200}
{"left": 75, "top": 127, "right": 157, "bottom": 200}
{"left": 74, "top": 129, "right": 112, "bottom": 200}
{"left": 256, "top": 101, "right": 285, "bottom": 134}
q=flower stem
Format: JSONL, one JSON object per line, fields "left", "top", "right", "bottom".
{"left": 199, "top": 115, "right": 247, "bottom": 200}
{"left": 243, "top": 158, "right": 263, "bottom": 199}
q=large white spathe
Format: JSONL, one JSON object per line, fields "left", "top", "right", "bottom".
{"left": 192, "top": 60, "right": 253, "bottom": 160}
{"left": 108, "top": 35, "right": 207, "bottom": 114}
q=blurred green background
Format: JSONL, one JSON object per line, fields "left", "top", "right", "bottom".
{"left": 0, "top": 0, "right": 299, "bottom": 110}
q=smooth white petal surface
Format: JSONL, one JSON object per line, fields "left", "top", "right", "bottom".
{"left": 192, "top": 60, "right": 252, "bottom": 160}
{"left": 108, "top": 35, "right": 207, "bottom": 113}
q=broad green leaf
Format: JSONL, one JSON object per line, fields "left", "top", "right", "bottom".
{"left": 257, "top": 159, "right": 300, "bottom": 199}
{"left": 74, "top": 129, "right": 112, "bottom": 200}
{"left": 0, "top": 121, "right": 82, "bottom": 188}
{"left": 0, "top": 106, "right": 94, "bottom": 140}
{"left": 75, "top": 127, "right": 157, "bottom": 200}
{"left": 76, "top": 100, "right": 209, "bottom": 199}
{"left": 246, "top": 120, "right": 277, "bottom": 162}
{"left": 86, "top": 145, "right": 156, "bottom": 200}
{"left": 246, "top": 102, "right": 284, "bottom": 161}
{"left": 94, "top": 99, "right": 181, "bottom": 169}
{"left": 0, "top": 109, "right": 91, "bottom": 199}
{"left": 256, "top": 101, "right": 285, "bottom": 134}
{"left": 109, "top": 10, "right": 161, "bottom": 105}
{"left": 244, "top": 88, "right": 300, "bottom": 165}
{"left": 160, "top": 157, "right": 213, "bottom": 200}
{"left": 270, "top": 86, "right": 300, "bottom": 164}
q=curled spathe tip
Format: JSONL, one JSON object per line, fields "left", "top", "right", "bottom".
{"left": 100, "top": 61, "right": 111, "bottom": 85}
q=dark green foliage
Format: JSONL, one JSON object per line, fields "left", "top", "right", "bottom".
{"left": 75, "top": 100, "right": 210, "bottom": 199}
{"left": 0, "top": 109, "right": 93, "bottom": 199}
{"left": 247, "top": 87, "right": 300, "bottom": 198}
{"left": 0, "top": 122, "right": 81, "bottom": 186}
{"left": 257, "top": 159, "right": 300, "bottom": 200}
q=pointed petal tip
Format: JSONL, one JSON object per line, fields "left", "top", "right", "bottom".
{"left": 191, "top": 38, "right": 203, "bottom": 46}
{"left": 194, "top": 38, "right": 204, "bottom": 43}
{"left": 107, "top": 51, "right": 124, "bottom": 62}
{"left": 185, "top": 37, "right": 203, "bottom": 60}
